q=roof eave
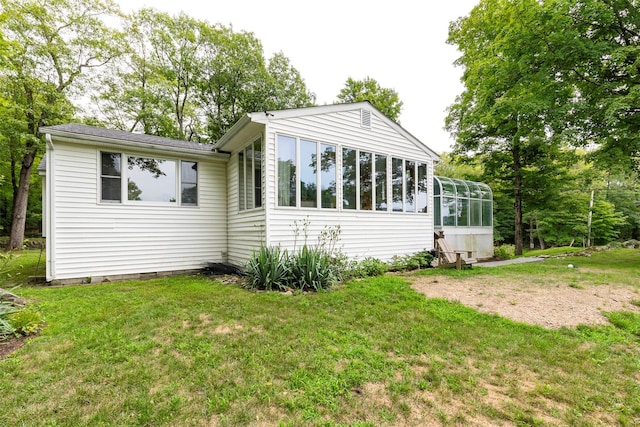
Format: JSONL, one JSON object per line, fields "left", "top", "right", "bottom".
{"left": 44, "top": 129, "right": 229, "bottom": 160}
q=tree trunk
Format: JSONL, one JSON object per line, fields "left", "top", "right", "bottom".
{"left": 529, "top": 214, "right": 534, "bottom": 249}
{"left": 535, "top": 218, "right": 545, "bottom": 250}
{"left": 8, "top": 150, "right": 35, "bottom": 250}
{"left": 513, "top": 143, "right": 524, "bottom": 256}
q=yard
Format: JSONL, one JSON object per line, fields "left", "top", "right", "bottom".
{"left": 1, "top": 249, "right": 639, "bottom": 426}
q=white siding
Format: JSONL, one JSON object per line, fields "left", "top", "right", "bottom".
{"left": 226, "top": 150, "right": 266, "bottom": 266}
{"left": 48, "top": 141, "right": 227, "bottom": 281}
{"left": 260, "top": 108, "right": 435, "bottom": 262}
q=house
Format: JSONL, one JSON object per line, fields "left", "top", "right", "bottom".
{"left": 39, "top": 102, "right": 489, "bottom": 284}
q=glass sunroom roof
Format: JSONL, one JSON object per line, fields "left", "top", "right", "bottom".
{"left": 433, "top": 176, "right": 491, "bottom": 200}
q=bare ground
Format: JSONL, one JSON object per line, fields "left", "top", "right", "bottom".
{"left": 410, "top": 273, "right": 640, "bottom": 329}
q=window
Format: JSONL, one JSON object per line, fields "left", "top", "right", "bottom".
{"left": 239, "top": 138, "right": 263, "bottom": 210}
{"left": 100, "top": 151, "right": 196, "bottom": 206}
{"left": 405, "top": 160, "right": 416, "bottom": 213}
{"left": 320, "top": 144, "right": 336, "bottom": 208}
{"left": 277, "top": 135, "right": 296, "bottom": 207}
{"left": 181, "top": 161, "right": 198, "bottom": 205}
{"left": 342, "top": 148, "right": 356, "bottom": 210}
{"left": 417, "top": 163, "right": 428, "bottom": 213}
{"left": 359, "top": 151, "right": 372, "bottom": 210}
{"left": 253, "top": 139, "right": 262, "bottom": 208}
{"left": 277, "top": 135, "right": 338, "bottom": 209}
{"left": 375, "top": 154, "right": 387, "bottom": 211}
{"left": 392, "top": 158, "right": 403, "bottom": 212}
{"left": 101, "top": 152, "right": 122, "bottom": 202}
{"left": 300, "top": 139, "right": 317, "bottom": 207}
{"left": 127, "top": 156, "right": 176, "bottom": 203}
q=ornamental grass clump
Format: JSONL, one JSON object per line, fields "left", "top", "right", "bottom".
{"left": 244, "top": 246, "right": 291, "bottom": 291}
{"left": 289, "top": 245, "right": 337, "bottom": 291}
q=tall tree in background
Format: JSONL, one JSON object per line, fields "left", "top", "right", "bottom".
{"left": 0, "top": 0, "right": 123, "bottom": 250}
{"left": 446, "top": 0, "right": 572, "bottom": 255}
{"left": 92, "top": 10, "right": 315, "bottom": 142}
{"left": 560, "top": 0, "right": 639, "bottom": 173}
{"left": 336, "top": 77, "right": 403, "bottom": 122}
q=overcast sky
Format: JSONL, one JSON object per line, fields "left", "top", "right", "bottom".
{"left": 116, "top": 0, "right": 480, "bottom": 153}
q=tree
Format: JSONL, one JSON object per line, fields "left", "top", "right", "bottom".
{"left": 336, "top": 77, "right": 403, "bottom": 122}
{"left": 0, "top": 0, "right": 123, "bottom": 249}
{"left": 557, "top": 0, "right": 640, "bottom": 174}
{"left": 93, "top": 11, "right": 315, "bottom": 142}
{"left": 446, "top": 0, "right": 575, "bottom": 255}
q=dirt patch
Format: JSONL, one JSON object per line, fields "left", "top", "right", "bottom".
{"left": 0, "top": 335, "right": 29, "bottom": 359}
{"left": 410, "top": 274, "right": 639, "bottom": 329}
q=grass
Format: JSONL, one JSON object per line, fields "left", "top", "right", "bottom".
{"left": 0, "top": 249, "right": 46, "bottom": 286}
{"left": 523, "top": 246, "right": 585, "bottom": 257}
{"left": 0, "top": 249, "right": 639, "bottom": 426}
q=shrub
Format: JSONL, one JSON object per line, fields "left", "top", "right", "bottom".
{"left": 354, "top": 257, "right": 388, "bottom": 278}
{"left": 244, "top": 246, "right": 291, "bottom": 291}
{"left": 494, "top": 244, "right": 515, "bottom": 260}
{"left": 289, "top": 246, "right": 337, "bottom": 291}
{"left": 8, "top": 308, "right": 44, "bottom": 336}
{"left": 388, "top": 250, "right": 435, "bottom": 272}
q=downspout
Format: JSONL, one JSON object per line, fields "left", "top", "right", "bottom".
{"left": 45, "top": 134, "right": 55, "bottom": 282}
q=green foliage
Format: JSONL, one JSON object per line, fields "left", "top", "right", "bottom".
{"left": 388, "top": 250, "right": 434, "bottom": 272}
{"left": 244, "top": 246, "right": 291, "bottom": 291}
{"left": 494, "top": 244, "right": 515, "bottom": 260}
{"left": 93, "top": 9, "right": 314, "bottom": 142}
{"left": 336, "top": 76, "right": 403, "bottom": 122}
{"left": 1, "top": 255, "right": 639, "bottom": 424}
{"left": 604, "top": 311, "right": 640, "bottom": 337}
{"left": 0, "top": 300, "right": 18, "bottom": 339}
{"left": 7, "top": 307, "right": 44, "bottom": 336}
{"left": 351, "top": 257, "right": 388, "bottom": 278}
{"left": 289, "top": 245, "right": 337, "bottom": 291}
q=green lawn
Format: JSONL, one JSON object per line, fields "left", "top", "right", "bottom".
{"left": 1, "top": 249, "right": 639, "bottom": 426}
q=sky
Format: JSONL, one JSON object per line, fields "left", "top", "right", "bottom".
{"left": 116, "top": 0, "right": 480, "bottom": 154}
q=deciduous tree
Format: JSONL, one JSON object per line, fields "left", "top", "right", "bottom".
{"left": 336, "top": 77, "right": 403, "bottom": 122}
{"left": 0, "top": 0, "right": 123, "bottom": 249}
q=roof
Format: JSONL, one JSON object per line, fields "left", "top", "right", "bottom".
{"left": 215, "top": 101, "right": 440, "bottom": 160}
{"left": 40, "top": 124, "right": 218, "bottom": 153}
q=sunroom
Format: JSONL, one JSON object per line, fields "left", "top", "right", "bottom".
{"left": 433, "top": 176, "right": 494, "bottom": 259}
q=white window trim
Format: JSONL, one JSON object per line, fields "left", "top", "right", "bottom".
{"left": 97, "top": 151, "right": 199, "bottom": 207}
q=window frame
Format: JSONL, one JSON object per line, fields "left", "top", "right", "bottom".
{"left": 98, "top": 151, "right": 198, "bottom": 207}
{"left": 238, "top": 137, "right": 264, "bottom": 211}
{"left": 276, "top": 134, "right": 338, "bottom": 210}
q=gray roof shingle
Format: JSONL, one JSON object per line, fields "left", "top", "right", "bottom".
{"left": 40, "top": 124, "right": 216, "bottom": 153}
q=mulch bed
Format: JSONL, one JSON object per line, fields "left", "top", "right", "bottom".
{"left": 0, "top": 335, "right": 29, "bottom": 360}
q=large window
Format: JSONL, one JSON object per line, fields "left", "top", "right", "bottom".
{"left": 342, "top": 148, "right": 356, "bottom": 210}
{"left": 277, "top": 136, "right": 297, "bottom": 207}
{"left": 275, "top": 135, "right": 430, "bottom": 215}
{"left": 127, "top": 156, "right": 177, "bottom": 203}
{"left": 320, "top": 144, "right": 336, "bottom": 208}
{"left": 375, "top": 154, "right": 387, "bottom": 211}
{"left": 391, "top": 158, "right": 403, "bottom": 212}
{"left": 300, "top": 139, "right": 317, "bottom": 207}
{"left": 417, "top": 163, "right": 428, "bottom": 213}
{"left": 278, "top": 134, "right": 338, "bottom": 209}
{"left": 359, "top": 151, "right": 372, "bottom": 210}
{"left": 238, "top": 138, "right": 263, "bottom": 210}
{"left": 100, "top": 152, "right": 197, "bottom": 205}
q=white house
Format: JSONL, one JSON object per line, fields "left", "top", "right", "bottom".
{"left": 39, "top": 102, "right": 490, "bottom": 284}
